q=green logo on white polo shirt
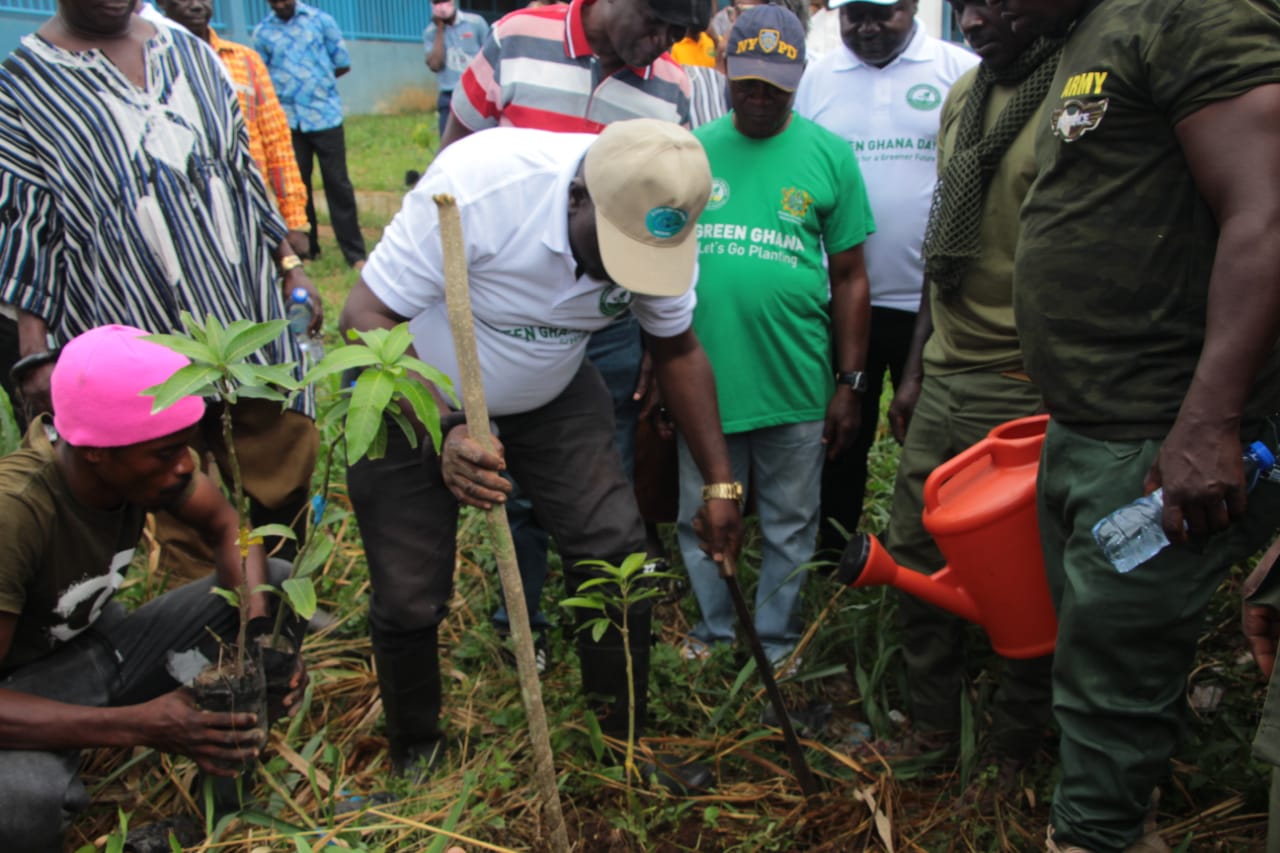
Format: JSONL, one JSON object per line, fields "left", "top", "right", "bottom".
{"left": 599, "top": 284, "right": 634, "bottom": 317}
{"left": 646, "top": 207, "right": 688, "bottom": 239}
{"left": 906, "top": 84, "right": 942, "bottom": 111}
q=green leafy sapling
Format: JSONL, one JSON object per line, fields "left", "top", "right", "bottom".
{"left": 144, "top": 312, "right": 301, "bottom": 676}
{"left": 562, "top": 553, "right": 676, "bottom": 791}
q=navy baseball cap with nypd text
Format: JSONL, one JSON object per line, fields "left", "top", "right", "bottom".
{"left": 726, "top": 5, "right": 807, "bottom": 92}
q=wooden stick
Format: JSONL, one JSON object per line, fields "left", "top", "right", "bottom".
{"left": 434, "top": 194, "right": 570, "bottom": 853}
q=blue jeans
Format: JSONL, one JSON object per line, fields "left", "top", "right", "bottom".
{"left": 493, "top": 314, "right": 643, "bottom": 634}
{"left": 676, "top": 420, "right": 824, "bottom": 663}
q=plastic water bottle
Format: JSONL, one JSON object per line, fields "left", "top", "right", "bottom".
{"left": 286, "top": 287, "right": 324, "bottom": 363}
{"left": 1092, "top": 440, "right": 1277, "bottom": 573}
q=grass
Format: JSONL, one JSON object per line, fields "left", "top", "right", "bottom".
{"left": 61, "top": 114, "right": 1277, "bottom": 851}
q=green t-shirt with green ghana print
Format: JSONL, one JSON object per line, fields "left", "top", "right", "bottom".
{"left": 692, "top": 112, "right": 874, "bottom": 434}
{"left": 0, "top": 423, "right": 148, "bottom": 671}
{"left": 1014, "top": 0, "right": 1280, "bottom": 441}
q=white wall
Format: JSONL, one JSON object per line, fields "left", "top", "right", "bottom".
{"left": 919, "top": 0, "right": 948, "bottom": 38}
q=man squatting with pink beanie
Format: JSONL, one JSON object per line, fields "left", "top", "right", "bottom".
{"left": 0, "top": 325, "right": 306, "bottom": 850}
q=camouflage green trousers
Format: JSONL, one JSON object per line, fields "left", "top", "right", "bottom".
{"left": 1038, "top": 419, "right": 1280, "bottom": 852}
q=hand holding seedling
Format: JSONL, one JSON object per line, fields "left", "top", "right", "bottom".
{"left": 137, "top": 689, "right": 264, "bottom": 777}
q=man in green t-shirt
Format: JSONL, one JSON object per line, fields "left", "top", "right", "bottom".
{"left": 0, "top": 326, "right": 303, "bottom": 850}
{"left": 874, "top": 0, "right": 1059, "bottom": 782}
{"left": 678, "top": 5, "right": 873, "bottom": 666}
{"left": 1001, "top": 1, "right": 1280, "bottom": 851}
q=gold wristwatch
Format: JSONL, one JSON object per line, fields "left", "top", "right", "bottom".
{"left": 701, "top": 481, "right": 744, "bottom": 502}
{"left": 279, "top": 254, "right": 304, "bottom": 275}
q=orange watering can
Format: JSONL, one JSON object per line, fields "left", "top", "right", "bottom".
{"left": 833, "top": 414, "right": 1057, "bottom": 659}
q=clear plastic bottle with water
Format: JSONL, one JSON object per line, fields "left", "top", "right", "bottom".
{"left": 285, "top": 287, "right": 323, "bottom": 364}
{"left": 1092, "top": 440, "right": 1277, "bottom": 573}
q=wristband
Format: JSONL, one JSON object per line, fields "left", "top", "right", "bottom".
{"left": 279, "top": 255, "right": 304, "bottom": 275}
{"left": 9, "top": 349, "right": 59, "bottom": 386}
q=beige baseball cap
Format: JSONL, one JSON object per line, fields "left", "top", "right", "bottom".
{"left": 583, "top": 119, "right": 711, "bottom": 297}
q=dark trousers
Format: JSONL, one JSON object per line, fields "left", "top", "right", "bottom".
{"left": 0, "top": 567, "right": 283, "bottom": 851}
{"left": 436, "top": 90, "right": 452, "bottom": 139}
{"left": 291, "top": 124, "right": 366, "bottom": 266}
{"left": 818, "top": 304, "right": 917, "bottom": 554}
{"left": 347, "top": 362, "right": 650, "bottom": 740}
{"left": 0, "top": 312, "right": 18, "bottom": 410}
{"left": 493, "top": 314, "right": 644, "bottom": 635}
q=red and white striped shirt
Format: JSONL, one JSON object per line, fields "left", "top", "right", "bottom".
{"left": 452, "top": 0, "right": 691, "bottom": 134}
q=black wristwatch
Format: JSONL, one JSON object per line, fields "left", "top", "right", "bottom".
{"left": 836, "top": 370, "right": 868, "bottom": 393}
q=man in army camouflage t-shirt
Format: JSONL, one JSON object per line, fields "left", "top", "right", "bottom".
{"left": 1002, "top": 0, "right": 1280, "bottom": 851}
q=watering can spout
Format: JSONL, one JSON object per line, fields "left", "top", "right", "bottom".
{"left": 834, "top": 533, "right": 982, "bottom": 625}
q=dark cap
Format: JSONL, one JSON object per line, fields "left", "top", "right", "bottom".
{"left": 649, "top": 0, "right": 712, "bottom": 30}
{"left": 726, "top": 5, "right": 806, "bottom": 92}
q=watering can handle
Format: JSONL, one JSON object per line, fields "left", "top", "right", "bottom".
{"left": 923, "top": 440, "right": 991, "bottom": 512}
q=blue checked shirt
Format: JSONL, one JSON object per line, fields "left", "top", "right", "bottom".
{"left": 253, "top": 2, "right": 351, "bottom": 132}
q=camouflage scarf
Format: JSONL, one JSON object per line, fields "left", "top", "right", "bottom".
{"left": 922, "top": 37, "right": 1063, "bottom": 300}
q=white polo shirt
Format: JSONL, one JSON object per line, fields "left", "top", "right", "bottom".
{"left": 362, "top": 128, "right": 697, "bottom": 416}
{"left": 795, "top": 23, "right": 976, "bottom": 313}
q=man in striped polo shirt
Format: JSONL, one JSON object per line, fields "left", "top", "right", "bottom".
{"left": 440, "top": 0, "right": 705, "bottom": 673}
{"left": 441, "top": 0, "right": 698, "bottom": 141}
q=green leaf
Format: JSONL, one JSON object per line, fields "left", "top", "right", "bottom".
{"left": 397, "top": 356, "right": 458, "bottom": 404}
{"left": 302, "top": 343, "right": 382, "bottom": 386}
{"left": 251, "top": 584, "right": 278, "bottom": 597}
{"left": 281, "top": 577, "right": 318, "bottom": 619}
{"left": 235, "top": 385, "right": 288, "bottom": 403}
{"left": 379, "top": 322, "right": 415, "bottom": 363}
{"left": 345, "top": 369, "right": 397, "bottom": 463}
{"left": 575, "top": 577, "right": 615, "bottom": 591}
{"left": 226, "top": 362, "right": 260, "bottom": 388}
{"left": 249, "top": 523, "right": 298, "bottom": 542}
{"left": 248, "top": 362, "right": 303, "bottom": 391}
{"left": 384, "top": 404, "right": 419, "bottom": 451}
{"left": 618, "top": 552, "right": 648, "bottom": 576}
{"left": 294, "top": 533, "right": 334, "bottom": 579}
{"left": 225, "top": 319, "right": 289, "bottom": 362}
{"left": 561, "top": 596, "right": 606, "bottom": 611}
{"left": 143, "top": 364, "right": 219, "bottom": 413}
{"left": 202, "top": 312, "right": 226, "bottom": 357}
{"left": 365, "top": 418, "right": 388, "bottom": 461}
{"left": 209, "top": 586, "right": 239, "bottom": 608}
{"left": 590, "top": 620, "right": 608, "bottom": 643}
{"left": 393, "top": 376, "right": 442, "bottom": 452}
{"left": 140, "top": 332, "right": 217, "bottom": 364}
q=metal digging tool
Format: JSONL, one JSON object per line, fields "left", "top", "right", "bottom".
{"left": 434, "top": 193, "right": 570, "bottom": 853}
{"left": 719, "top": 553, "right": 821, "bottom": 797}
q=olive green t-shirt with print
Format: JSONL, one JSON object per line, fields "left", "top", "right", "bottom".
{"left": 0, "top": 426, "right": 147, "bottom": 670}
{"left": 1014, "top": 0, "right": 1280, "bottom": 440}
{"left": 923, "top": 69, "right": 1045, "bottom": 376}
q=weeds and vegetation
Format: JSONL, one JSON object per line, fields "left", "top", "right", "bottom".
{"left": 54, "top": 115, "right": 1277, "bottom": 850}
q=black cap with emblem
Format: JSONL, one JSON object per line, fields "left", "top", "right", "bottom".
{"left": 649, "top": 0, "right": 711, "bottom": 30}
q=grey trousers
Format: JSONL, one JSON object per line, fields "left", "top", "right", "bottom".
{"left": 0, "top": 563, "right": 286, "bottom": 852}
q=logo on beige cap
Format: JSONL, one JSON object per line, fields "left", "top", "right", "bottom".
{"left": 646, "top": 207, "right": 688, "bottom": 240}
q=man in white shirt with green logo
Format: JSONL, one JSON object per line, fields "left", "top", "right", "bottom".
{"left": 795, "top": 0, "right": 975, "bottom": 557}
